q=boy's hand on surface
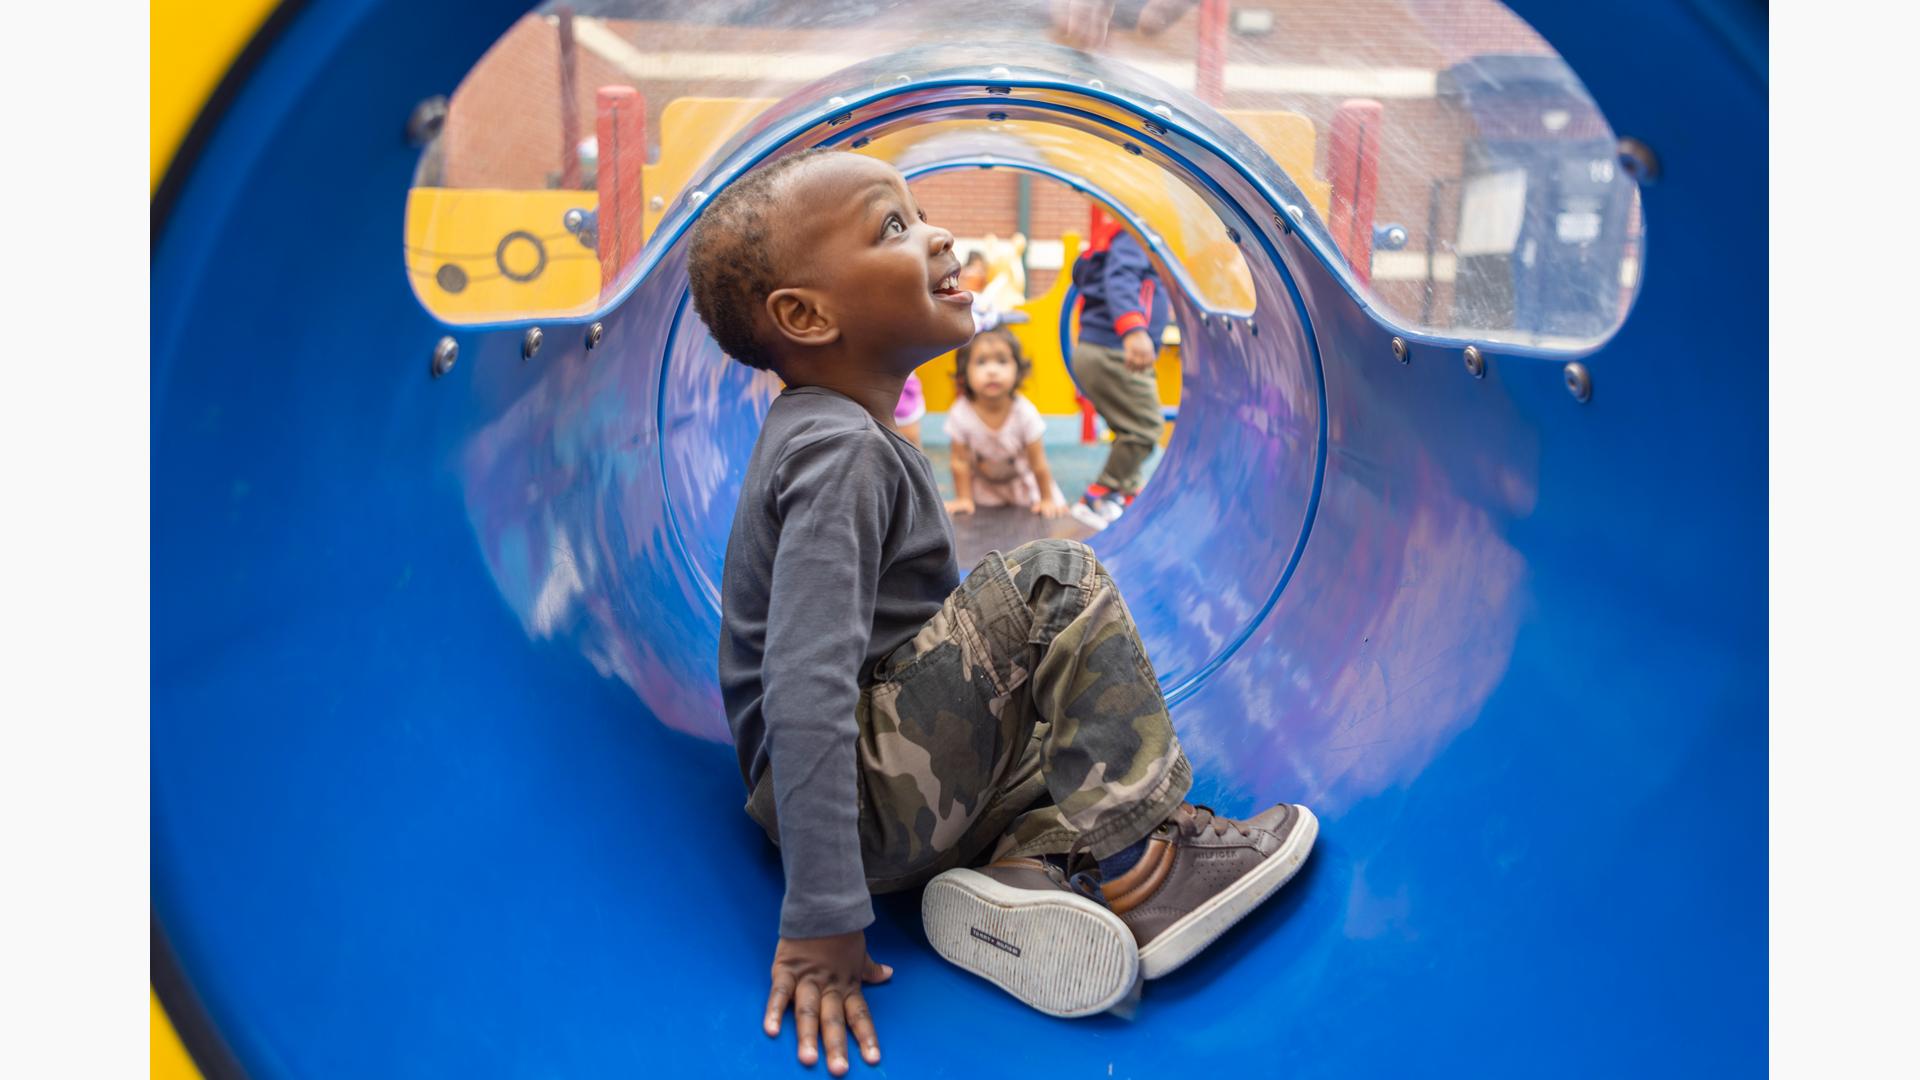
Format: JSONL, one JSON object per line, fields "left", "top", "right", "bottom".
{"left": 1034, "top": 495, "right": 1066, "bottom": 519}
{"left": 765, "top": 931, "right": 892, "bottom": 1075}
{"left": 1122, "top": 330, "right": 1157, "bottom": 373}
{"left": 945, "top": 497, "right": 976, "bottom": 515}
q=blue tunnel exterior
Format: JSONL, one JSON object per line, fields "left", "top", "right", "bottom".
{"left": 152, "top": 1, "right": 1767, "bottom": 1075}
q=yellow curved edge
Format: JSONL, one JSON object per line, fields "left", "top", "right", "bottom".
{"left": 155, "top": 1, "right": 280, "bottom": 1074}
{"left": 151, "top": 990, "right": 201, "bottom": 1079}
{"left": 152, "top": 0, "right": 283, "bottom": 193}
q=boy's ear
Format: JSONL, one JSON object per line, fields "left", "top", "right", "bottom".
{"left": 765, "top": 288, "right": 840, "bottom": 349}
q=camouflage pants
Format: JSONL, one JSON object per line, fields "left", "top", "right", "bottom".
{"left": 748, "top": 539, "right": 1191, "bottom": 894}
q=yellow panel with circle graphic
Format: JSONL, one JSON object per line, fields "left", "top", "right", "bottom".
{"left": 403, "top": 188, "right": 606, "bottom": 322}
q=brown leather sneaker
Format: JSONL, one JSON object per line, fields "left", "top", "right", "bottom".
{"left": 922, "top": 858, "right": 1140, "bottom": 1018}
{"left": 1102, "top": 802, "right": 1319, "bottom": 979}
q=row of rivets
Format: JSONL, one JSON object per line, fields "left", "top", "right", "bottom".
{"left": 1388, "top": 339, "right": 1592, "bottom": 402}
{"left": 431, "top": 322, "right": 601, "bottom": 379}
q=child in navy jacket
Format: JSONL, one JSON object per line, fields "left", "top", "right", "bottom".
{"left": 1068, "top": 222, "right": 1171, "bottom": 530}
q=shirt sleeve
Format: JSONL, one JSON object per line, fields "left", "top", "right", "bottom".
{"left": 941, "top": 401, "right": 962, "bottom": 447}
{"left": 762, "top": 430, "right": 895, "bottom": 938}
{"left": 1102, "top": 234, "right": 1156, "bottom": 339}
{"left": 1015, "top": 397, "right": 1046, "bottom": 446}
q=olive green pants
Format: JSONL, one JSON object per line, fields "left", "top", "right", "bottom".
{"left": 747, "top": 539, "right": 1192, "bottom": 894}
{"left": 1073, "top": 341, "right": 1165, "bottom": 494}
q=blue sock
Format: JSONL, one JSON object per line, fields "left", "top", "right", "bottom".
{"left": 1098, "top": 838, "right": 1149, "bottom": 879}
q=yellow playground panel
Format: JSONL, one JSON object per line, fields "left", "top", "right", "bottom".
{"left": 403, "top": 97, "right": 1331, "bottom": 417}
{"left": 909, "top": 229, "right": 1181, "bottom": 418}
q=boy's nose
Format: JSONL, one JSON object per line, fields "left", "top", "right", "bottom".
{"left": 928, "top": 225, "right": 954, "bottom": 255}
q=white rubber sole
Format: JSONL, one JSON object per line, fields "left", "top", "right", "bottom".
{"left": 1069, "top": 502, "right": 1118, "bottom": 532}
{"left": 922, "top": 868, "right": 1140, "bottom": 1018}
{"left": 1137, "top": 806, "right": 1320, "bottom": 980}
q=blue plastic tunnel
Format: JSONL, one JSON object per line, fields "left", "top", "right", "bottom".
{"left": 152, "top": 1, "right": 1767, "bottom": 1075}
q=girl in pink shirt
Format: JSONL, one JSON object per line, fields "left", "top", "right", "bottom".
{"left": 943, "top": 329, "right": 1066, "bottom": 518}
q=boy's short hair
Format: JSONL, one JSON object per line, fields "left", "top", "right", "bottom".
{"left": 952, "top": 327, "right": 1031, "bottom": 400}
{"left": 686, "top": 147, "right": 840, "bottom": 371}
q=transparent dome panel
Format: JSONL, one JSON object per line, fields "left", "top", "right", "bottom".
{"left": 408, "top": 0, "right": 1642, "bottom": 350}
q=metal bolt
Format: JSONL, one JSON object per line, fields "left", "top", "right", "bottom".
{"left": 1618, "top": 137, "right": 1660, "bottom": 184}
{"left": 405, "top": 95, "right": 448, "bottom": 147}
{"left": 986, "top": 111, "right": 1007, "bottom": 123}
{"left": 1391, "top": 337, "right": 1408, "bottom": 363}
{"left": 585, "top": 322, "right": 604, "bottom": 350}
{"left": 1273, "top": 211, "right": 1292, "bottom": 235}
{"left": 1087, "top": 78, "right": 1106, "bottom": 91}
{"left": 522, "top": 327, "right": 543, "bottom": 361}
{"left": 1226, "top": 226, "right": 1241, "bottom": 244}
{"left": 1464, "top": 345, "right": 1486, "bottom": 378}
{"left": 1248, "top": 320, "right": 1259, "bottom": 337}
{"left": 894, "top": 74, "right": 911, "bottom": 85}
{"left": 1286, "top": 204, "right": 1305, "bottom": 224}
{"left": 688, "top": 190, "right": 707, "bottom": 207}
{"left": 430, "top": 336, "right": 457, "bottom": 378}
{"left": 986, "top": 85, "right": 1011, "bottom": 96}
{"left": 990, "top": 65, "right": 1011, "bottom": 79}
{"left": 827, "top": 112, "right": 853, "bottom": 126}
{"left": 1123, "top": 142, "right": 1142, "bottom": 156}
{"left": 1564, "top": 361, "right": 1593, "bottom": 403}
{"left": 1152, "top": 102, "right": 1174, "bottom": 119}
{"left": 648, "top": 195, "right": 664, "bottom": 211}
{"left": 1198, "top": 312, "right": 1210, "bottom": 328}
{"left": 1143, "top": 120, "right": 1167, "bottom": 136}
{"left": 828, "top": 96, "right": 847, "bottom": 109}
{"left": 851, "top": 136, "right": 872, "bottom": 148}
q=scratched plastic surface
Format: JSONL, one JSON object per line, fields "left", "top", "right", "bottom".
{"left": 152, "top": 0, "right": 1765, "bottom": 1075}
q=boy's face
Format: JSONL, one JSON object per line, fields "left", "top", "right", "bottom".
{"left": 768, "top": 155, "right": 975, "bottom": 374}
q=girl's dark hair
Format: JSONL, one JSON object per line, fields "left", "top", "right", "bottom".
{"left": 952, "top": 328, "right": 1030, "bottom": 400}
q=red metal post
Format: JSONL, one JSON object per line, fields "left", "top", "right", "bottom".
{"left": 556, "top": 7, "right": 582, "bottom": 190}
{"left": 1327, "top": 99, "right": 1384, "bottom": 285}
{"left": 1195, "top": 0, "right": 1228, "bottom": 106}
{"left": 595, "top": 86, "right": 646, "bottom": 298}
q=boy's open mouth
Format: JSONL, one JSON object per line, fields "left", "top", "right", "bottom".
{"left": 932, "top": 268, "right": 972, "bottom": 304}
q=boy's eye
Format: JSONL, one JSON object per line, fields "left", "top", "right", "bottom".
{"left": 884, "top": 214, "right": 906, "bottom": 237}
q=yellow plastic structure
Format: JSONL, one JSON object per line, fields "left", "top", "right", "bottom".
{"left": 402, "top": 188, "right": 605, "bottom": 322}
{"left": 403, "top": 95, "right": 1328, "bottom": 332}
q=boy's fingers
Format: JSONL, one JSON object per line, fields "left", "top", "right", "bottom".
{"left": 819, "top": 991, "right": 849, "bottom": 1075}
{"left": 764, "top": 977, "right": 793, "bottom": 1037}
{"left": 862, "top": 956, "right": 893, "bottom": 983}
{"left": 794, "top": 980, "right": 821, "bottom": 1066}
{"left": 845, "top": 990, "right": 881, "bottom": 1065}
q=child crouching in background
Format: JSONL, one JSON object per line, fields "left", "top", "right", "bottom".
{"left": 943, "top": 328, "right": 1066, "bottom": 519}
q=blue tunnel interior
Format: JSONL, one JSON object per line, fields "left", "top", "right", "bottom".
{"left": 152, "top": 1, "right": 1767, "bottom": 1075}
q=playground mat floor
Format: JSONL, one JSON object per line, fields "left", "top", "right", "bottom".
{"left": 922, "top": 413, "right": 1164, "bottom": 566}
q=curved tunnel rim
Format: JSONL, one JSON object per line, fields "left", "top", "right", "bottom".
{"left": 648, "top": 89, "right": 1331, "bottom": 705}
{"left": 651, "top": 149, "right": 1256, "bottom": 616}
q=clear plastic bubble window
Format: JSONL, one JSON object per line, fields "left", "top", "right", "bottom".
{"left": 406, "top": 0, "right": 1642, "bottom": 353}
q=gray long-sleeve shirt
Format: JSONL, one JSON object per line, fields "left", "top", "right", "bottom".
{"left": 720, "top": 386, "right": 959, "bottom": 938}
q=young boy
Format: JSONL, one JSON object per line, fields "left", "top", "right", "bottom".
{"left": 688, "top": 149, "right": 1315, "bottom": 1076}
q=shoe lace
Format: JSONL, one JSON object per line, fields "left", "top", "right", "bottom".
{"left": 1174, "top": 803, "right": 1250, "bottom": 841}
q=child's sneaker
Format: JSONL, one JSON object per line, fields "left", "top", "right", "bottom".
{"left": 1102, "top": 802, "right": 1319, "bottom": 979}
{"left": 1069, "top": 486, "right": 1127, "bottom": 531}
{"left": 922, "top": 857, "right": 1140, "bottom": 1017}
